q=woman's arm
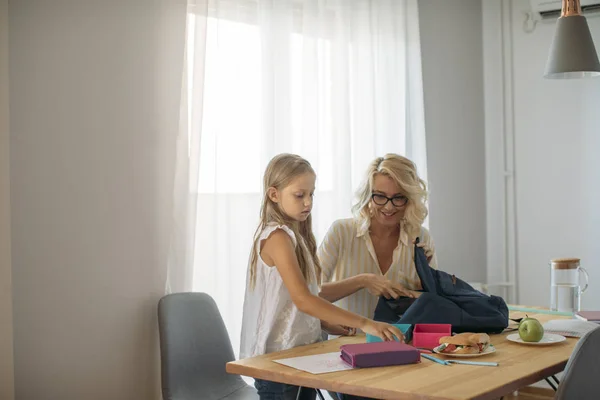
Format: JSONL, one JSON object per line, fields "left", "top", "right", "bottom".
{"left": 319, "top": 275, "right": 369, "bottom": 303}
{"left": 317, "top": 222, "right": 341, "bottom": 287}
{"left": 317, "top": 221, "right": 365, "bottom": 302}
{"left": 317, "top": 222, "right": 413, "bottom": 302}
{"left": 320, "top": 274, "right": 415, "bottom": 303}
{"left": 262, "top": 229, "right": 403, "bottom": 341}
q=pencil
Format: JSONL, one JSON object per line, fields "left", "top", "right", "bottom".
{"left": 421, "top": 353, "right": 449, "bottom": 365}
{"left": 447, "top": 360, "right": 499, "bottom": 367}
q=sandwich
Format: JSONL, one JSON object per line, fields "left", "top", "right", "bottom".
{"left": 435, "top": 332, "right": 491, "bottom": 354}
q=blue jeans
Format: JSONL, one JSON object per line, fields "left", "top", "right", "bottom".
{"left": 254, "top": 379, "right": 317, "bottom": 400}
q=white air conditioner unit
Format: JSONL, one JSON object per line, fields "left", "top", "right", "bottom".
{"left": 529, "top": 0, "right": 600, "bottom": 21}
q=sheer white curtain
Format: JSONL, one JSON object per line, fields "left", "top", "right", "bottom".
{"left": 167, "top": 0, "right": 427, "bottom": 357}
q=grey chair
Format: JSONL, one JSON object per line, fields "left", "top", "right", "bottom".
{"left": 158, "top": 292, "right": 258, "bottom": 400}
{"left": 554, "top": 325, "right": 600, "bottom": 400}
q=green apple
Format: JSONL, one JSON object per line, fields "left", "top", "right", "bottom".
{"left": 518, "top": 316, "right": 544, "bottom": 342}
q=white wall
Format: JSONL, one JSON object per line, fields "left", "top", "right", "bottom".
{"left": 0, "top": 0, "right": 15, "bottom": 398}
{"left": 419, "top": 0, "right": 487, "bottom": 283}
{"left": 9, "top": 1, "right": 185, "bottom": 399}
{"left": 5, "top": 2, "right": 489, "bottom": 397}
{"left": 484, "top": 0, "right": 600, "bottom": 308}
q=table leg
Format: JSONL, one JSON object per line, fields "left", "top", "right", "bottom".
{"left": 296, "top": 386, "right": 326, "bottom": 400}
{"left": 544, "top": 377, "right": 557, "bottom": 391}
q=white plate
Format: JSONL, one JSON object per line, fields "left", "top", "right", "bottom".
{"left": 432, "top": 344, "right": 496, "bottom": 358}
{"left": 506, "top": 333, "right": 567, "bottom": 345}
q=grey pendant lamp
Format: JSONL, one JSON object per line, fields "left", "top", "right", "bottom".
{"left": 544, "top": 0, "right": 600, "bottom": 78}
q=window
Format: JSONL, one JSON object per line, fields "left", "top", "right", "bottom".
{"left": 181, "top": 1, "right": 425, "bottom": 357}
{"left": 188, "top": 15, "right": 335, "bottom": 195}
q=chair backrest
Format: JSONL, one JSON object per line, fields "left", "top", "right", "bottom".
{"left": 158, "top": 292, "right": 247, "bottom": 400}
{"left": 555, "top": 326, "right": 600, "bottom": 400}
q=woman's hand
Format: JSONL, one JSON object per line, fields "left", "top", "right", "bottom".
{"left": 361, "top": 273, "right": 414, "bottom": 299}
{"left": 414, "top": 239, "right": 434, "bottom": 263}
{"left": 361, "top": 319, "right": 404, "bottom": 342}
{"left": 321, "top": 321, "right": 356, "bottom": 336}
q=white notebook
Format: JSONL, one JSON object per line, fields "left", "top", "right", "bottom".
{"left": 543, "top": 319, "right": 600, "bottom": 338}
{"left": 273, "top": 352, "right": 353, "bottom": 374}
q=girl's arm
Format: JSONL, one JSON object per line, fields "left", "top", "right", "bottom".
{"left": 261, "top": 229, "right": 403, "bottom": 341}
{"left": 321, "top": 320, "right": 356, "bottom": 336}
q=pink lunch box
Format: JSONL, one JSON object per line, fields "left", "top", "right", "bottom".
{"left": 339, "top": 341, "right": 421, "bottom": 368}
{"left": 412, "top": 324, "right": 452, "bottom": 350}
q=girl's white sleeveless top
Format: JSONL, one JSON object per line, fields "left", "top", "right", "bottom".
{"left": 239, "top": 224, "right": 322, "bottom": 359}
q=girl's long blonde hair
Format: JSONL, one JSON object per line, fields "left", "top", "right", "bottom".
{"left": 248, "top": 153, "right": 321, "bottom": 289}
{"left": 352, "top": 154, "right": 428, "bottom": 238}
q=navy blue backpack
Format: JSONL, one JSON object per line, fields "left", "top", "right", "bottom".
{"left": 373, "top": 238, "right": 509, "bottom": 335}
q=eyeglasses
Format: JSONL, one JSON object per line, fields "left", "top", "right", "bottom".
{"left": 371, "top": 193, "right": 408, "bottom": 207}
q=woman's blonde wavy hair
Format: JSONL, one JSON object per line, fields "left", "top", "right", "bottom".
{"left": 248, "top": 153, "right": 321, "bottom": 290}
{"left": 352, "top": 154, "right": 428, "bottom": 238}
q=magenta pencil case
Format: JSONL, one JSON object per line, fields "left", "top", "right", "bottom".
{"left": 339, "top": 341, "right": 421, "bottom": 368}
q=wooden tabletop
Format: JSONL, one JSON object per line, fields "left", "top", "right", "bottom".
{"left": 226, "top": 311, "right": 578, "bottom": 400}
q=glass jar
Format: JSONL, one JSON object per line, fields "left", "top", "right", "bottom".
{"left": 550, "top": 258, "right": 589, "bottom": 313}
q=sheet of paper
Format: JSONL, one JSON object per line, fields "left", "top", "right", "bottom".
{"left": 273, "top": 352, "right": 354, "bottom": 374}
{"left": 543, "top": 319, "right": 600, "bottom": 338}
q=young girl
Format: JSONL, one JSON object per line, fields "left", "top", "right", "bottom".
{"left": 240, "top": 153, "right": 404, "bottom": 400}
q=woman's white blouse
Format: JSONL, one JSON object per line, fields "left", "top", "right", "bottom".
{"left": 318, "top": 218, "right": 437, "bottom": 320}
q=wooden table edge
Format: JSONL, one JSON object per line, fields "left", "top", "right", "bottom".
{"left": 227, "top": 361, "right": 457, "bottom": 400}
{"left": 227, "top": 351, "right": 569, "bottom": 400}
{"left": 227, "top": 309, "right": 574, "bottom": 399}
{"left": 472, "top": 361, "right": 567, "bottom": 400}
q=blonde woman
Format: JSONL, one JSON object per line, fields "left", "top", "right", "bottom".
{"left": 318, "top": 154, "right": 438, "bottom": 321}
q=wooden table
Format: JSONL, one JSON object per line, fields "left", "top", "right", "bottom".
{"left": 227, "top": 311, "right": 578, "bottom": 399}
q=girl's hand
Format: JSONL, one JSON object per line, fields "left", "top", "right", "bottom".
{"left": 321, "top": 321, "right": 356, "bottom": 336}
{"left": 361, "top": 273, "right": 414, "bottom": 299}
{"left": 413, "top": 239, "right": 434, "bottom": 263}
{"left": 361, "top": 319, "right": 404, "bottom": 342}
